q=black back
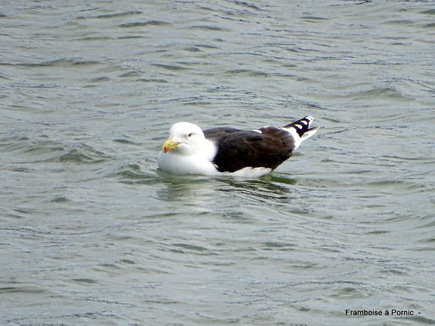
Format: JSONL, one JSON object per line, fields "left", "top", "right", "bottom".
{"left": 204, "top": 127, "right": 295, "bottom": 173}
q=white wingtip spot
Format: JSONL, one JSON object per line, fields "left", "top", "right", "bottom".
{"left": 300, "top": 127, "right": 318, "bottom": 142}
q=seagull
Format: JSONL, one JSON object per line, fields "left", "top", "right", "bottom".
{"left": 157, "top": 116, "right": 318, "bottom": 177}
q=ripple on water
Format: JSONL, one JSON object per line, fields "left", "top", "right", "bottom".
{"left": 118, "top": 20, "right": 171, "bottom": 28}
{"left": 1, "top": 1, "right": 434, "bottom": 325}
{"left": 59, "top": 144, "right": 112, "bottom": 164}
{"left": 1, "top": 135, "right": 65, "bottom": 163}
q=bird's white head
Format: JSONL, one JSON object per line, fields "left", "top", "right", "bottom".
{"left": 161, "top": 122, "right": 206, "bottom": 155}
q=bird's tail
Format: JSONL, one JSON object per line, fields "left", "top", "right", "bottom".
{"left": 282, "top": 116, "right": 318, "bottom": 150}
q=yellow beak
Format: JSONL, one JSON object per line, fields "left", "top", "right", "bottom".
{"left": 162, "top": 138, "right": 180, "bottom": 153}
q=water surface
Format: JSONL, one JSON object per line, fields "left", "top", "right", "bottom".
{"left": 1, "top": 1, "right": 434, "bottom": 325}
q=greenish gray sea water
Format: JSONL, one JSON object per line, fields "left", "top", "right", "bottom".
{"left": 1, "top": 1, "right": 434, "bottom": 325}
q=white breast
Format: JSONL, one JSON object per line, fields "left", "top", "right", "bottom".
{"left": 158, "top": 151, "right": 219, "bottom": 175}
{"left": 157, "top": 138, "right": 218, "bottom": 175}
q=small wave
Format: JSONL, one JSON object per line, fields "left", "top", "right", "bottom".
{"left": 119, "top": 20, "right": 171, "bottom": 28}
{"left": 112, "top": 138, "right": 141, "bottom": 145}
{"left": 350, "top": 87, "right": 411, "bottom": 101}
{"left": 300, "top": 16, "right": 328, "bottom": 22}
{"left": 421, "top": 9, "right": 435, "bottom": 15}
{"left": 59, "top": 144, "right": 111, "bottom": 164}
{"left": 0, "top": 284, "right": 49, "bottom": 295}
{"left": 189, "top": 25, "right": 229, "bottom": 31}
{"left": 170, "top": 243, "right": 218, "bottom": 255}
{"left": 225, "top": 69, "right": 270, "bottom": 77}
{"left": 114, "top": 163, "right": 142, "bottom": 179}
{"left": 136, "top": 78, "right": 168, "bottom": 83}
{"left": 95, "top": 11, "right": 143, "bottom": 19}
{"left": 233, "top": 1, "right": 262, "bottom": 11}
{"left": 113, "top": 164, "right": 159, "bottom": 185}
{"left": 50, "top": 196, "right": 70, "bottom": 203}
{"left": 1, "top": 136, "right": 113, "bottom": 165}
{"left": 1, "top": 136, "right": 65, "bottom": 162}
{"left": 17, "top": 58, "right": 101, "bottom": 68}
{"left": 151, "top": 63, "right": 190, "bottom": 71}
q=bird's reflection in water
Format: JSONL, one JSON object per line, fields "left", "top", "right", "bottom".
{"left": 157, "top": 170, "right": 299, "bottom": 205}
{"left": 157, "top": 171, "right": 216, "bottom": 203}
{"left": 217, "top": 173, "right": 298, "bottom": 205}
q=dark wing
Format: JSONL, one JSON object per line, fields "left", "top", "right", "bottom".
{"left": 203, "top": 127, "right": 242, "bottom": 139}
{"left": 204, "top": 127, "right": 295, "bottom": 173}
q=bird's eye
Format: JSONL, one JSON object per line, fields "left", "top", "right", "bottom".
{"left": 187, "top": 133, "right": 193, "bottom": 137}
